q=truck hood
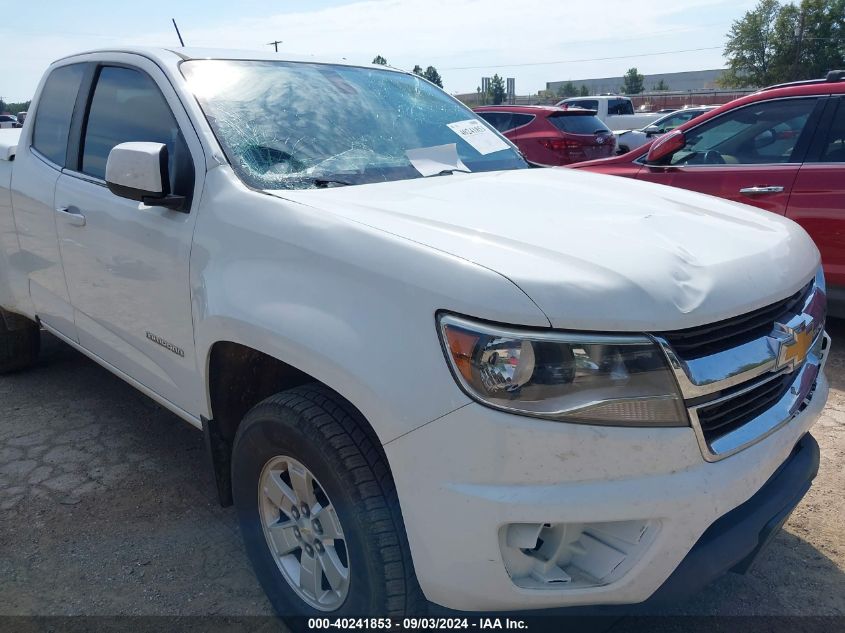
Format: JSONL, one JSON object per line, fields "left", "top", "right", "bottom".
{"left": 271, "top": 168, "right": 819, "bottom": 331}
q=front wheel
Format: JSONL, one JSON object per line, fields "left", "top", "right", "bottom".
{"left": 231, "top": 384, "right": 425, "bottom": 619}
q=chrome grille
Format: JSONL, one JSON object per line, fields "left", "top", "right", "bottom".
{"left": 653, "top": 270, "right": 828, "bottom": 461}
{"left": 656, "top": 281, "right": 813, "bottom": 360}
{"left": 696, "top": 372, "right": 794, "bottom": 443}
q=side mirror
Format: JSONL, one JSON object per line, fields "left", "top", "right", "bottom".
{"left": 646, "top": 130, "right": 685, "bottom": 164}
{"left": 106, "top": 142, "right": 186, "bottom": 211}
{"left": 643, "top": 125, "right": 661, "bottom": 136}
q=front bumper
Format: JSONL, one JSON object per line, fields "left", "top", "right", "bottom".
{"left": 385, "top": 374, "right": 828, "bottom": 611}
{"left": 649, "top": 430, "right": 819, "bottom": 602}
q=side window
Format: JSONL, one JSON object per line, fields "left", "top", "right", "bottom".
{"left": 660, "top": 110, "right": 699, "bottom": 131}
{"left": 567, "top": 100, "right": 598, "bottom": 111}
{"left": 608, "top": 99, "right": 634, "bottom": 116}
{"left": 810, "top": 100, "right": 845, "bottom": 163}
{"left": 503, "top": 114, "right": 534, "bottom": 131}
{"left": 81, "top": 66, "right": 193, "bottom": 197}
{"left": 478, "top": 112, "right": 511, "bottom": 133}
{"left": 31, "top": 64, "right": 86, "bottom": 166}
{"left": 669, "top": 98, "right": 817, "bottom": 166}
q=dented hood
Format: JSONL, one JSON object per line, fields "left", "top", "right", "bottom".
{"left": 273, "top": 168, "right": 819, "bottom": 331}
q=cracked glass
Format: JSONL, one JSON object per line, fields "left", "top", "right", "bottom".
{"left": 181, "top": 59, "right": 527, "bottom": 189}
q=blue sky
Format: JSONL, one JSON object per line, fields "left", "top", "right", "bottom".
{"left": 1, "top": 0, "right": 759, "bottom": 102}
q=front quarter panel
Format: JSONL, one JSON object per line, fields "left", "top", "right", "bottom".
{"left": 191, "top": 167, "right": 551, "bottom": 442}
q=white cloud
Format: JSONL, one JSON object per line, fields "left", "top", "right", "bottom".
{"left": 2, "top": 0, "right": 755, "bottom": 101}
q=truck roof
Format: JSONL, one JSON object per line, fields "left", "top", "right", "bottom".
{"left": 53, "top": 46, "right": 406, "bottom": 74}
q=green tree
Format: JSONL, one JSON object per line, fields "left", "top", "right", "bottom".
{"left": 556, "top": 81, "right": 579, "bottom": 98}
{"left": 773, "top": 0, "right": 845, "bottom": 81}
{"left": 805, "top": 0, "right": 845, "bottom": 79}
{"left": 0, "top": 97, "right": 6, "bottom": 113}
{"left": 579, "top": 85, "right": 590, "bottom": 96}
{"left": 412, "top": 64, "right": 424, "bottom": 76}
{"left": 721, "top": 0, "right": 844, "bottom": 87}
{"left": 372, "top": 55, "right": 387, "bottom": 65}
{"left": 652, "top": 79, "right": 670, "bottom": 91}
{"left": 720, "top": 0, "right": 785, "bottom": 86}
{"left": 536, "top": 89, "right": 557, "bottom": 104}
{"left": 487, "top": 74, "right": 507, "bottom": 105}
{"left": 423, "top": 66, "right": 443, "bottom": 88}
{"left": 622, "top": 67, "right": 644, "bottom": 94}
{"left": 7, "top": 101, "right": 30, "bottom": 115}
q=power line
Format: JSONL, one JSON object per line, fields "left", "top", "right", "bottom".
{"left": 441, "top": 45, "right": 725, "bottom": 71}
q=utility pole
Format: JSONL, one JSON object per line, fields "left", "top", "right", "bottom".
{"left": 793, "top": 10, "right": 806, "bottom": 81}
{"left": 267, "top": 40, "right": 283, "bottom": 53}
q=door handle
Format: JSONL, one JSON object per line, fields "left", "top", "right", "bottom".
{"left": 739, "top": 186, "right": 785, "bottom": 195}
{"left": 55, "top": 206, "right": 86, "bottom": 227}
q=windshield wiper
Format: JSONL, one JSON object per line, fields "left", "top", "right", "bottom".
{"left": 431, "top": 169, "right": 470, "bottom": 177}
{"left": 312, "top": 178, "right": 354, "bottom": 188}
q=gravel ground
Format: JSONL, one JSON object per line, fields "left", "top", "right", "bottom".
{"left": 0, "top": 321, "right": 843, "bottom": 623}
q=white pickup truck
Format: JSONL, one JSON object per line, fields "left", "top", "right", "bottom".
{"left": 0, "top": 48, "right": 830, "bottom": 618}
{"left": 556, "top": 95, "right": 662, "bottom": 131}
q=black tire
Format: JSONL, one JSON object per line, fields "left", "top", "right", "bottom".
{"left": 0, "top": 309, "right": 40, "bottom": 374}
{"left": 231, "top": 383, "right": 426, "bottom": 621}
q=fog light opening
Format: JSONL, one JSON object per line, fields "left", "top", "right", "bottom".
{"left": 500, "top": 520, "right": 658, "bottom": 590}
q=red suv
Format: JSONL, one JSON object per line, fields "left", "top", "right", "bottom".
{"left": 571, "top": 72, "right": 845, "bottom": 310}
{"left": 474, "top": 105, "right": 615, "bottom": 166}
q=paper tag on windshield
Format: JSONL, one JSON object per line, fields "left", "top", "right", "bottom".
{"left": 406, "top": 143, "right": 470, "bottom": 177}
{"left": 447, "top": 119, "right": 510, "bottom": 155}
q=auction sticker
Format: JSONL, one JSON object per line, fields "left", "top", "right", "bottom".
{"left": 447, "top": 119, "right": 510, "bottom": 155}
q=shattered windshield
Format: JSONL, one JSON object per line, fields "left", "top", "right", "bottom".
{"left": 181, "top": 60, "right": 528, "bottom": 189}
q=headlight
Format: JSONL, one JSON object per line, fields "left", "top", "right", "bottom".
{"left": 438, "top": 314, "right": 687, "bottom": 426}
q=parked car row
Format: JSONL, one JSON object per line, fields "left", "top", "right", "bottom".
{"left": 571, "top": 70, "right": 845, "bottom": 312}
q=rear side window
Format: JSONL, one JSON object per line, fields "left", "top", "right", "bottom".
{"left": 81, "top": 66, "right": 193, "bottom": 195}
{"left": 477, "top": 112, "right": 534, "bottom": 133}
{"left": 31, "top": 64, "right": 86, "bottom": 166}
{"left": 564, "top": 99, "right": 598, "bottom": 111}
{"left": 608, "top": 99, "right": 634, "bottom": 116}
{"left": 810, "top": 100, "right": 845, "bottom": 163}
{"left": 477, "top": 112, "right": 508, "bottom": 132}
{"left": 549, "top": 114, "right": 609, "bottom": 135}
{"left": 506, "top": 114, "right": 534, "bottom": 130}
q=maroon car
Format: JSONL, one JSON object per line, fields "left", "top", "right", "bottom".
{"left": 474, "top": 105, "right": 615, "bottom": 166}
{"left": 570, "top": 71, "right": 845, "bottom": 307}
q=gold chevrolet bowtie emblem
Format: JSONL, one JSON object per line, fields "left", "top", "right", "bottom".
{"left": 777, "top": 325, "right": 816, "bottom": 370}
{"left": 782, "top": 328, "right": 813, "bottom": 365}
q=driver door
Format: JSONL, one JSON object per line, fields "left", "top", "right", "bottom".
{"left": 53, "top": 60, "right": 205, "bottom": 416}
{"left": 640, "top": 97, "right": 824, "bottom": 215}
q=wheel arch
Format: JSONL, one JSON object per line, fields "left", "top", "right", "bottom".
{"left": 201, "top": 332, "right": 388, "bottom": 507}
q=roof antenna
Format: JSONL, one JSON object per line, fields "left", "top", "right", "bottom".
{"left": 172, "top": 18, "right": 185, "bottom": 47}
